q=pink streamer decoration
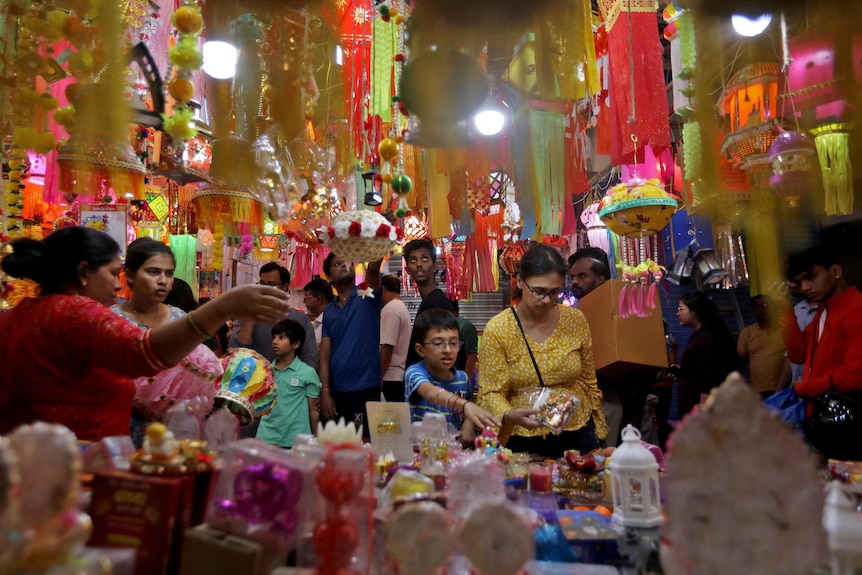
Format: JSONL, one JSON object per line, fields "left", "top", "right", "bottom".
{"left": 618, "top": 283, "right": 629, "bottom": 318}
{"left": 648, "top": 281, "right": 659, "bottom": 310}
{"left": 293, "top": 244, "right": 313, "bottom": 288}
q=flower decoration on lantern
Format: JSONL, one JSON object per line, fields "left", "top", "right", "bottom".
{"left": 767, "top": 130, "right": 818, "bottom": 208}
{"left": 318, "top": 210, "right": 403, "bottom": 264}
{"left": 599, "top": 177, "right": 677, "bottom": 318}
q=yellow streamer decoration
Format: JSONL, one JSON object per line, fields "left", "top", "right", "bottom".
{"left": 814, "top": 131, "right": 854, "bottom": 216}
{"left": 371, "top": 17, "right": 396, "bottom": 122}
{"left": 425, "top": 152, "right": 452, "bottom": 239}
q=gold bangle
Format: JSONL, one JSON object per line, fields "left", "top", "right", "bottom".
{"left": 187, "top": 312, "right": 211, "bottom": 339}
{"left": 435, "top": 388, "right": 447, "bottom": 405}
{"left": 502, "top": 411, "right": 510, "bottom": 425}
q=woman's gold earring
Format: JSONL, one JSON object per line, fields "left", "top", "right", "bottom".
{"left": 81, "top": 279, "right": 88, "bottom": 287}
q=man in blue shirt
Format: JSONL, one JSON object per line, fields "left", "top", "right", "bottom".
{"left": 319, "top": 253, "right": 382, "bottom": 438}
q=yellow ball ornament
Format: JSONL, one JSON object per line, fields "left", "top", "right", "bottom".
{"left": 382, "top": 173, "right": 393, "bottom": 184}
{"left": 172, "top": 6, "right": 203, "bottom": 34}
{"left": 378, "top": 137, "right": 399, "bottom": 162}
{"left": 168, "top": 77, "right": 195, "bottom": 103}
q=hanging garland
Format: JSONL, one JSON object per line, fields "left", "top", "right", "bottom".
{"left": 161, "top": 1, "right": 203, "bottom": 142}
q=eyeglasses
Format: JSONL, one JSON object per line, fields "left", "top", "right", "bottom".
{"left": 259, "top": 280, "right": 280, "bottom": 287}
{"left": 522, "top": 280, "right": 565, "bottom": 302}
{"left": 676, "top": 307, "right": 686, "bottom": 312}
{"left": 422, "top": 340, "right": 463, "bottom": 351}
{"left": 303, "top": 294, "right": 319, "bottom": 300}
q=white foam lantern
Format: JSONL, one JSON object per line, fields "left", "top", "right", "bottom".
{"left": 609, "top": 424, "right": 662, "bottom": 527}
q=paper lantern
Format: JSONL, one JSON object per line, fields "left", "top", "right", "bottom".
{"left": 498, "top": 241, "right": 526, "bottom": 276}
{"left": 215, "top": 349, "right": 276, "bottom": 426}
{"left": 598, "top": 179, "right": 678, "bottom": 238}
{"left": 56, "top": 84, "right": 146, "bottom": 200}
{"left": 580, "top": 202, "right": 610, "bottom": 256}
{"left": 192, "top": 137, "right": 263, "bottom": 234}
{"left": 767, "top": 130, "right": 818, "bottom": 208}
{"left": 719, "top": 63, "right": 781, "bottom": 172}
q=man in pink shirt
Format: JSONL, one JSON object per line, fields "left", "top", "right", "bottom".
{"left": 380, "top": 274, "right": 412, "bottom": 402}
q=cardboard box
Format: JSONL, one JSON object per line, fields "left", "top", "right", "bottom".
{"left": 88, "top": 471, "right": 186, "bottom": 575}
{"left": 178, "top": 526, "right": 287, "bottom": 575}
{"left": 578, "top": 280, "right": 668, "bottom": 379}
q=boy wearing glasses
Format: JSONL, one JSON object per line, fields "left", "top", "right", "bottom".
{"left": 405, "top": 309, "right": 500, "bottom": 444}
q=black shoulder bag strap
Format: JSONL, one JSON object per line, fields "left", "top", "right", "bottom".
{"left": 510, "top": 305, "right": 545, "bottom": 387}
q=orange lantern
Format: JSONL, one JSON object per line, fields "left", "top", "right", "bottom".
{"left": 719, "top": 63, "right": 781, "bottom": 172}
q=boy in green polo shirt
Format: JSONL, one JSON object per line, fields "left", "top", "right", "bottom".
{"left": 257, "top": 319, "right": 322, "bottom": 448}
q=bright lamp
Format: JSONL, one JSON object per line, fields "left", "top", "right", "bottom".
{"left": 731, "top": 14, "right": 772, "bottom": 37}
{"left": 202, "top": 40, "right": 238, "bottom": 79}
{"left": 475, "top": 109, "right": 505, "bottom": 136}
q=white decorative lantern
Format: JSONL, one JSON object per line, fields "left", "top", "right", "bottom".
{"left": 609, "top": 424, "right": 662, "bottom": 528}
{"left": 580, "top": 202, "right": 609, "bottom": 255}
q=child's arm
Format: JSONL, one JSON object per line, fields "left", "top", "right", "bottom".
{"left": 414, "top": 382, "right": 501, "bottom": 429}
{"left": 459, "top": 418, "right": 477, "bottom": 447}
{"left": 308, "top": 397, "right": 320, "bottom": 435}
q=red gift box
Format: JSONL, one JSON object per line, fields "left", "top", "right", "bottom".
{"left": 88, "top": 471, "right": 186, "bottom": 575}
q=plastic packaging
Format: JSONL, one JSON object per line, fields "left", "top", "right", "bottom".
{"left": 511, "top": 387, "right": 579, "bottom": 434}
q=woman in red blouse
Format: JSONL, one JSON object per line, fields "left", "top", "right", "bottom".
{"left": 0, "top": 226, "right": 289, "bottom": 441}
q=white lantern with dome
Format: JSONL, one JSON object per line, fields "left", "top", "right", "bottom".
{"left": 608, "top": 424, "right": 662, "bottom": 528}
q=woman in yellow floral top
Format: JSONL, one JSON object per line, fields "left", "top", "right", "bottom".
{"left": 478, "top": 244, "right": 607, "bottom": 458}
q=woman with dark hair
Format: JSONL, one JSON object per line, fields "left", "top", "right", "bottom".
{"left": 478, "top": 244, "right": 608, "bottom": 458}
{"left": 676, "top": 291, "right": 741, "bottom": 414}
{"left": 0, "top": 226, "right": 289, "bottom": 441}
{"left": 112, "top": 238, "right": 186, "bottom": 328}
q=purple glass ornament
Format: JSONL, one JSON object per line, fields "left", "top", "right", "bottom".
{"left": 768, "top": 130, "right": 818, "bottom": 207}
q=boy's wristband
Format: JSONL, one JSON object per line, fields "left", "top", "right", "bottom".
{"left": 321, "top": 387, "right": 331, "bottom": 393}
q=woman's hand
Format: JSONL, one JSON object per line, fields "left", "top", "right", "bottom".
{"left": 503, "top": 408, "right": 542, "bottom": 429}
{"left": 212, "top": 285, "right": 290, "bottom": 323}
{"left": 463, "top": 402, "right": 501, "bottom": 430}
{"left": 319, "top": 391, "right": 337, "bottom": 421}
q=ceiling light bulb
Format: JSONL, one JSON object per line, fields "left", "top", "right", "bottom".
{"left": 731, "top": 14, "right": 772, "bottom": 37}
{"left": 202, "top": 40, "right": 238, "bottom": 79}
{"left": 474, "top": 109, "right": 505, "bottom": 136}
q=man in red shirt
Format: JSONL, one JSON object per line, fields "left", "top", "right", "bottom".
{"left": 778, "top": 247, "right": 862, "bottom": 399}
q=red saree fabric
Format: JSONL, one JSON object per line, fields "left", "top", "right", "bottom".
{"left": 0, "top": 295, "right": 169, "bottom": 441}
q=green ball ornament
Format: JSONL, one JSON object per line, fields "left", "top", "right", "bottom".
{"left": 391, "top": 174, "right": 413, "bottom": 195}
{"left": 395, "top": 208, "right": 407, "bottom": 218}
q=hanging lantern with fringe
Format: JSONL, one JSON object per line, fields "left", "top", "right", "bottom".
{"left": 599, "top": 178, "right": 677, "bottom": 318}
{"left": 192, "top": 137, "right": 264, "bottom": 235}
{"left": 57, "top": 84, "right": 146, "bottom": 201}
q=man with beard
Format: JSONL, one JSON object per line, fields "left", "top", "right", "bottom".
{"left": 318, "top": 254, "right": 382, "bottom": 437}
{"left": 568, "top": 247, "right": 610, "bottom": 302}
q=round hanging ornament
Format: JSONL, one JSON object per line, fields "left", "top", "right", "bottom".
{"left": 767, "top": 130, "right": 818, "bottom": 208}
{"left": 391, "top": 174, "right": 412, "bottom": 195}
